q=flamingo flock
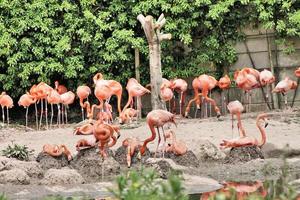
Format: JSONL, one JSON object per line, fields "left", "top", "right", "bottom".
{"left": 0, "top": 67, "right": 299, "bottom": 166}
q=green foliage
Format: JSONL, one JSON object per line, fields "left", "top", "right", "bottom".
{"left": 1, "top": 143, "right": 34, "bottom": 161}
{"left": 0, "top": 193, "right": 8, "bottom": 200}
{"left": 0, "top": 0, "right": 299, "bottom": 97}
{"left": 109, "top": 168, "right": 188, "bottom": 200}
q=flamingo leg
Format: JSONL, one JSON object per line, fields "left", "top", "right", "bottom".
{"left": 61, "top": 104, "right": 64, "bottom": 124}
{"left": 154, "top": 127, "right": 161, "bottom": 158}
{"left": 65, "top": 105, "right": 68, "bottom": 124}
{"left": 161, "top": 127, "right": 167, "bottom": 159}
{"left": 39, "top": 99, "right": 43, "bottom": 129}
{"left": 249, "top": 92, "right": 252, "bottom": 113}
{"left": 209, "top": 90, "right": 212, "bottom": 117}
{"left": 6, "top": 107, "right": 9, "bottom": 126}
{"left": 35, "top": 102, "right": 38, "bottom": 130}
{"left": 2, "top": 106, "right": 4, "bottom": 124}
{"left": 179, "top": 92, "right": 182, "bottom": 116}
{"left": 284, "top": 94, "right": 288, "bottom": 110}
{"left": 204, "top": 96, "right": 221, "bottom": 118}
{"left": 50, "top": 104, "right": 53, "bottom": 129}
{"left": 45, "top": 99, "right": 48, "bottom": 129}
{"left": 25, "top": 107, "right": 28, "bottom": 131}
{"left": 57, "top": 104, "right": 61, "bottom": 128}
{"left": 231, "top": 114, "right": 234, "bottom": 138}
{"left": 81, "top": 107, "right": 84, "bottom": 121}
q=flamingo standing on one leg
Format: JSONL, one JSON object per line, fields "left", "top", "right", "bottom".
{"left": 122, "top": 78, "right": 150, "bottom": 118}
{"left": 259, "top": 69, "right": 275, "bottom": 108}
{"left": 227, "top": 100, "right": 245, "bottom": 137}
{"left": 0, "top": 92, "right": 13, "bottom": 126}
{"left": 139, "top": 109, "right": 177, "bottom": 158}
{"left": 272, "top": 77, "right": 297, "bottom": 109}
{"left": 60, "top": 91, "right": 75, "bottom": 124}
{"left": 170, "top": 78, "right": 188, "bottom": 116}
{"left": 234, "top": 68, "right": 260, "bottom": 112}
{"left": 47, "top": 89, "right": 62, "bottom": 128}
{"left": 18, "top": 93, "right": 36, "bottom": 130}
{"left": 93, "top": 73, "right": 123, "bottom": 118}
{"left": 220, "top": 113, "right": 269, "bottom": 149}
{"left": 185, "top": 74, "right": 220, "bottom": 118}
{"left": 218, "top": 75, "right": 231, "bottom": 115}
{"left": 76, "top": 85, "right": 91, "bottom": 121}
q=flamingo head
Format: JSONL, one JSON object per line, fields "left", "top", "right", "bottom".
{"left": 93, "top": 73, "right": 103, "bottom": 84}
{"left": 54, "top": 81, "right": 59, "bottom": 89}
{"left": 291, "top": 81, "right": 298, "bottom": 89}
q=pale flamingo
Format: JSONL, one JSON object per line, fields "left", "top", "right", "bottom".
{"left": 220, "top": 113, "right": 268, "bottom": 149}
{"left": 218, "top": 75, "right": 231, "bottom": 115}
{"left": 260, "top": 69, "right": 275, "bottom": 107}
{"left": 164, "top": 130, "right": 187, "bottom": 155}
{"left": 60, "top": 91, "right": 75, "bottom": 124}
{"left": 170, "top": 78, "right": 188, "bottom": 116}
{"left": 139, "top": 109, "right": 177, "bottom": 158}
{"left": 36, "top": 82, "right": 53, "bottom": 129}
{"left": 234, "top": 68, "right": 260, "bottom": 112}
{"left": 0, "top": 92, "right": 13, "bottom": 125}
{"left": 185, "top": 74, "right": 220, "bottom": 118}
{"left": 29, "top": 84, "right": 39, "bottom": 129}
{"left": 119, "top": 108, "right": 137, "bottom": 124}
{"left": 47, "top": 89, "right": 62, "bottom": 128}
{"left": 272, "top": 77, "right": 297, "bottom": 108}
{"left": 122, "top": 137, "right": 141, "bottom": 167}
{"left": 160, "top": 81, "right": 173, "bottom": 111}
{"left": 227, "top": 100, "right": 245, "bottom": 137}
{"left": 18, "top": 93, "right": 36, "bottom": 130}
{"left": 93, "top": 73, "right": 122, "bottom": 117}
{"left": 76, "top": 85, "right": 91, "bottom": 121}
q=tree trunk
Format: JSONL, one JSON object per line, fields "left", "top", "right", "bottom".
{"left": 137, "top": 14, "right": 171, "bottom": 110}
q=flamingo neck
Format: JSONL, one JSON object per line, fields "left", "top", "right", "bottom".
{"left": 257, "top": 120, "right": 266, "bottom": 147}
{"left": 141, "top": 122, "right": 156, "bottom": 155}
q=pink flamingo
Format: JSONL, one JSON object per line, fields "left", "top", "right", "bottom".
{"left": 273, "top": 77, "right": 297, "bottom": 109}
{"left": 60, "top": 91, "right": 75, "bottom": 124}
{"left": 227, "top": 100, "right": 245, "bottom": 137}
{"left": 18, "top": 93, "right": 36, "bottom": 130}
{"left": 47, "top": 89, "right": 62, "bottom": 128}
{"left": 0, "top": 92, "right": 13, "bottom": 125}
{"left": 218, "top": 75, "right": 231, "bottom": 115}
{"left": 76, "top": 85, "right": 91, "bottom": 121}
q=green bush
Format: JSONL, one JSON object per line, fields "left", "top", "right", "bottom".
{"left": 0, "top": 193, "right": 8, "bottom": 200}
{"left": 1, "top": 143, "right": 34, "bottom": 161}
{"left": 109, "top": 168, "right": 188, "bottom": 200}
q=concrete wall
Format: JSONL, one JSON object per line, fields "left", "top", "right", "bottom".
{"left": 140, "top": 28, "right": 300, "bottom": 116}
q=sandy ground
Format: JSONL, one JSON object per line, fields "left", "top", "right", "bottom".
{"left": 0, "top": 108, "right": 299, "bottom": 157}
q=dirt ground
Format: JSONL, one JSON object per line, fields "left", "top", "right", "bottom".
{"left": 0, "top": 108, "right": 300, "bottom": 199}
{"left": 0, "top": 108, "right": 299, "bottom": 158}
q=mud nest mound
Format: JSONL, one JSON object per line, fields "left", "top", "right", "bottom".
{"left": 70, "top": 147, "right": 119, "bottom": 182}
{"left": 163, "top": 151, "right": 200, "bottom": 167}
{"left": 224, "top": 146, "right": 264, "bottom": 164}
{"left": 36, "top": 152, "right": 69, "bottom": 170}
{"left": 114, "top": 146, "right": 151, "bottom": 167}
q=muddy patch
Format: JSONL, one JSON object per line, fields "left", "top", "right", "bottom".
{"left": 224, "top": 146, "right": 264, "bottom": 164}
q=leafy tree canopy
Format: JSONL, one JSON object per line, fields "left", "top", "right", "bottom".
{"left": 0, "top": 0, "right": 299, "bottom": 97}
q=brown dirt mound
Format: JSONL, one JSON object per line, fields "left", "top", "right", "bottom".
{"left": 70, "top": 147, "right": 119, "bottom": 182}
{"left": 163, "top": 151, "right": 200, "bottom": 167}
{"left": 36, "top": 152, "right": 69, "bottom": 170}
{"left": 224, "top": 146, "right": 264, "bottom": 164}
{"left": 113, "top": 146, "right": 151, "bottom": 167}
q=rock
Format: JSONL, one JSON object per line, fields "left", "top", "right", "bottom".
{"left": 191, "top": 140, "right": 225, "bottom": 161}
{"left": 0, "top": 169, "right": 30, "bottom": 185}
{"left": 163, "top": 151, "right": 200, "bottom": 167}
{"left": 36, "top": 152, "right": 69, "bottom": 170}
{"left": 114, "top": 146, "right": 151, "bottom": 167}
{"left": 41, "top": 168, "right": 84, "bottom": 185}
{"left": 145, "top": 158, "right": 185, "bottom": 179}
{"left": 4, "top": 160, "right": 43, "bottom": 178}
{"left": 224, "top": 146, "right": 264, "bottom": 164}
{"left": 71, "top": 147, "right": 120, "bottom": 182}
